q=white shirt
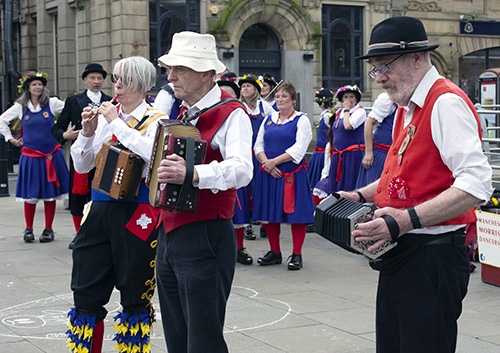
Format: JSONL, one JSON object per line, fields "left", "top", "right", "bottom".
{"left": 0, "top": 97, "right": 65, "bottom": 141}
{"left": 320, "top": 108, "right": 332, "bottom": 127}
{"left": 401, "top": 66, "right": 493, "bottom": 234}
{"left": 243, "top": 97, "right": 274, "bottom": 118}
{"left": 86, "top": 90, "right": 102, "bottom": 105}
{"left": 183, "top": 84, "right": 253, "bottom": 192}
{"left": 153, "top": 82, "right": 175, "bottom": 117}
{"left": 369, "top": 92, "right": 396, "bottom": 123}
{"left": 70, "top": 100, "right": 162, "bottom": 178}
{"left": 253, "top": 110, "right": 313, "bottom": 164}
{"left": 340, "top": 103, "right": 367, "bottom": 129}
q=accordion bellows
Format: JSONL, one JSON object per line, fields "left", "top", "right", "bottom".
{"left": 314, "top": 193, "right": 396, "bottom": 259}
{"left": 146, "top": 119, "right": 207, "bottom": 212}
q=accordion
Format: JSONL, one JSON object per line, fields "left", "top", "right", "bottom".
{"left": 92, "top": 141, "right": 144, "bottom": 200}
{"left": 146, "top": 119, "right": 207, "bottom": 212}
{"left": 314, "top": 193, "right": 396, "bottom": 259}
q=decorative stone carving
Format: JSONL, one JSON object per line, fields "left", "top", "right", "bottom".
{"left": 407, "top": 1, "right": 442, "bottom": 12}
{"left": 372, "top": 1, "right": 389, "bottom": 13}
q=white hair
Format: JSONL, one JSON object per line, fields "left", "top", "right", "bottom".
{"left": 113, "top": 56, "right": 156, "bottom": 92}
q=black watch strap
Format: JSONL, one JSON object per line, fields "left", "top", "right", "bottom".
{"left": 408, "top": 207, "right": 422, "bottom": 229}
{"left": 355, "top": 190, "right": 366, "bottom": 203}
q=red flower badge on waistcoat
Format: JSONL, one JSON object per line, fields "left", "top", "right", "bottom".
{"left": 388, "top": 175, "right": 409, "bottom": 200}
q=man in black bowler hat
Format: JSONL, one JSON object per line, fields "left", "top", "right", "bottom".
{"left": 52, "top": 63, "right": 112, "bottom": 249}
{"left": 336, "top": 17, "right": 493, "bottom": 352}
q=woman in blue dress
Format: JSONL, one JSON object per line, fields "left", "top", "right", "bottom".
{"left": 252, "top": 82, "right": 315, "bottom": 270}
{"left": 314, "top": 85, "right": 366, "bottom": 198}
{"left": 308, "top": 89, "right": 336, "bottom": 192}
{"left": 0, "top": 71, "right": 68, "bottom": 242}
{"left": 239, "top": 74, "right": 275, "bottom": 240}
{"left": 356, "top": 92, "right": 396, "bottom": 188}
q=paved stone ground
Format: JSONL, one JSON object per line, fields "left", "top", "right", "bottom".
{"left": 1, "top": 172, "right": 499, "bottom": 352}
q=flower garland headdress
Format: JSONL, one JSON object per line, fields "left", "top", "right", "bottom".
{"left": 335, "top": 84, "right": 362, "bottom": 102}
{"left": 18, "top": 71, "right": 48, "bottom": 94}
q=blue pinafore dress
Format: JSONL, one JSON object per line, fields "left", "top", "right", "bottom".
{"left": 233, "top": 100, "right": 267, "bottom": 225}
{"left": 251, "top": 114, "right": 315, "bottom": 224}
{"left": 356, "top": 105, "right": 396, "bottom": 188}
{"left": 16, "top": 105, "right": 69, "bottom": 201}
{"left": 315, "top": 109, "right": 365, "bottom": 194}
{"left": 307, "top": 109, "right": 331, "bottom": 189}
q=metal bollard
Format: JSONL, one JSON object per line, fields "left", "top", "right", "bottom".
{"left": 0, "top": 133, "right": 10, "bottom": 196}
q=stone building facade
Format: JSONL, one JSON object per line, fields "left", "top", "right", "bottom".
{"left": 2, "top": 0, "right": 500, "bottom": 120}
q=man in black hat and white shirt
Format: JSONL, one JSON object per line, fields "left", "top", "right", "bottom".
{"left": 52, "top": 63, "right": 112, "bottom": 249}
{"left": 336, "top": 17, "right": 492, "bottom": 352}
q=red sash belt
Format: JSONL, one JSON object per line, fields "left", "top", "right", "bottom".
{"left": 331, "top": 144, "right": 365, "bottom": 182}
{"left": 373, "top": 142, "right": 390, "bottom": 152}
{"left": 260, "top": 163, "right": 303, "bottom": 214}
{"left": 21, "top": 144, "right": 63, "bottom": 187}
{"left": 314, "top": 146, "right": 326, "bottom": 153}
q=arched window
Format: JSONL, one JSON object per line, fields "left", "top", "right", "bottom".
{"left": 460, "top": 47, "right": 500, "bottom": 103}
{"left": 321, "top": 5, "right": 363, "bottom": 91}
{"left": 149, "top": 0, "right": 200, "bottom": 87}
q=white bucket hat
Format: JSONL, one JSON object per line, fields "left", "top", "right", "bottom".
{"left": 158, "top": 32, "right": 226, "bottom": 74}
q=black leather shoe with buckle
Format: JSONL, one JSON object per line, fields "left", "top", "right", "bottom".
{"left": 287, "top": 253, "right": 303, "bottom": 270}
{"left": 237, "top": 248, "right": 253, "bottom": 265}
{"left": 39, "top": 229, "right": 54, "bottom": 243}
{"left": 257, "top": 250, "right": 282, "bottom": 265}
{"left": 23, "top": 228, "right": 34, "bottom": 243}
{"left": 244, "top": 225, "right": 256, "bottom": 240}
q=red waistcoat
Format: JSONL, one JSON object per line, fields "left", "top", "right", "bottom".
{"left": 373, "top": 78, "right": 480, "bottom": 226}
{"left": 161, "top": 90, "right": 245, "bottom": 233}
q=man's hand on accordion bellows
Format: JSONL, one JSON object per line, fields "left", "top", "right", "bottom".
{"left": 157, "top": 154, "right": 199, "bottom": 185}
{"left": 352, "top": 207, "right": 412, "bottom": 251}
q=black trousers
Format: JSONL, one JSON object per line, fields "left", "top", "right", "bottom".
{"left": 71, "top": 201, "right": 158, "bottom": 322}
{"left": 156, "top": 219, "right": 236, "bottom": 353}
{"left": 376, "top": 233, "right": 470, "bottom": 353}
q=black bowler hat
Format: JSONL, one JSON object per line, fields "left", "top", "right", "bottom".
{"left": 81, "top": 63, "right": 107, "bottom": 80}
{"left": 217, "top": 72, "right": 241, "bottom": 98}
{"left": 357, "top": 16, "right": 439, "bottom": 60}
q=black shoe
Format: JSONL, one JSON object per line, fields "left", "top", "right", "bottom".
{"left": 68, "top": 236, "right": 77, "bottom": 250}
{"left": 23, "top": 228, "right": 34, "bottom": 243}
{"left": 306, "top": 223, "right": 315, "bottom": 233}
{"left": 39, "top": 229, "right": 54, "bottom": 243}
{"left": 250, "top": 220, "right": 261, "bottom": 225}
{"left": 287, "top": 253, "right": 303, "bottom": 270}
{"left": 244, "top": 225, "right": 256, "bottom": 240}
{"left": 260, "top": 226, "right": 268, "bottom": 238}
{"left": 237, "top": 248, "right": 253, "bottom": 265}
{"left": 257, "top": 250, "right": 282, "bottom": 265}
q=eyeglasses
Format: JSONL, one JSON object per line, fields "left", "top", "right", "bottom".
{"left": 368, "top": 54, "right": 404, "bottom": 80}
{"left": 165, "top": 66, "right": 187, "bottom": 76}
{"left": 110, "top": 74, "right": 122, "bottom": 84}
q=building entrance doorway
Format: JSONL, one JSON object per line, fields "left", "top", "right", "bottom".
{"left": 239, "top": 24, "right": 281, "bottom": 80}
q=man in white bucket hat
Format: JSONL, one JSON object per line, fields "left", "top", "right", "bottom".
{"left": 155, "top": 31, "right": 253, "bottom": 353}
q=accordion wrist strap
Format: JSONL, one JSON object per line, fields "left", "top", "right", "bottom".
{"left": 382, "top": 215, "right": 400, "bottom": 243}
